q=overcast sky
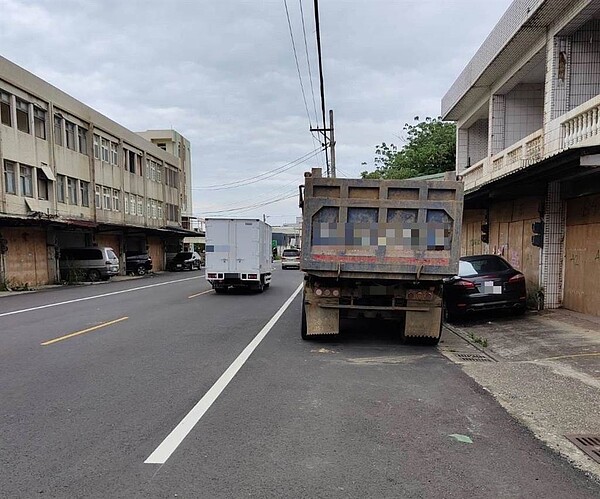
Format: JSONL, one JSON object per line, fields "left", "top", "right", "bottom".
{"left": 1, "top": 0, "right": 512, "bottom": 226}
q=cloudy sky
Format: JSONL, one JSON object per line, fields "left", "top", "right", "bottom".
{"left": 1, "top": 0, "right": 511, "bottom": 226}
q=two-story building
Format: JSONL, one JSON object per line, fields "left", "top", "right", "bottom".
{"left": 442, "top": 0, "right": 600, "bottom": 317}
{"left": 0, "top": 56, "right": 195, "bottom": 286}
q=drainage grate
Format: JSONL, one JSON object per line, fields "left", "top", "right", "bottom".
{"left": 455, "top": 353, "right": 493, "bottom": 362}
{"left": 565, "top": 434, "right": 600, "bottom": 464}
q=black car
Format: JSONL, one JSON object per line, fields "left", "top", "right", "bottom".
{"left": 168, "top": 251, "right": 202, "bottom": 271}
{"left": 444, "top": 255, "right": 527, "bottom": 321}
{"left": 125, "top": 252, "right": 153, "bottom": 276}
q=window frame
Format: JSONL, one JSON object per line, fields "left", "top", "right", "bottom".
{"left": 95, "top": 185, "right": 101, "bottom": 209}
{"left": 102, "top": 186, "right": 112, "bottom": 210}
{"left": 57, "top": 174, "right": 66, "bottom": 203}
{"left": 3, "top": 160, "right": 17, "bottom": 194}
{"left": 112, "top": 189, "right": 120, "bottom": 211}
{"left": 16, "top": 99, "right": 30, "bottom": 134}
{"left": 19, "top": 164, "right": 34, "bottom": 197}
{"left": 67, "top": 176, "right": 78, "bottom": 205}
{"left": 37, "top": 169, "right": 49, "bottom": 200}
{"left": 0, "top": 90, "right": 11, "bottom": 127}
{"left": 78, "top": 126, "right": 88, "bottom": 155}
{"left": 33, "top": 107, "right": 46, "bottom": 139}
{"left": 80, "top": 180, "right": 90, "bottom": 207}
{"left": 65, "top": 121, "right": 76, "bottom": 151}
{"left": 54, "top": 115, "right": 63, "bottom": 146}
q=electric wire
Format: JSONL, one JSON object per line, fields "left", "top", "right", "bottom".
{"left": 191, "top": 146, "right": 323, "bottom": 191}
{"left": 284, "top": 0, "right": 313, "bottom": 132}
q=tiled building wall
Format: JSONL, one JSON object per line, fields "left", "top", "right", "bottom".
{"left": 490, "top": 94, "right": 506, "bottom": 154}
{"left": 456, "top": 128, "right": 469, "bottom": 171}
{"left": 467, "top": 119, "right": 488, "bottom": 166}
{"left": 542, "top": 181, "right": 565, "bottom": 309}
{"left": 569, "top": 19, "right": 600, "bottom": 109}
{"left": 504, "top": 83, "right": 544, "bottom": 145}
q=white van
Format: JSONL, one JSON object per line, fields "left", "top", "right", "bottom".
{"left": 59, "top": 247, "right": 120, "bottom": 282}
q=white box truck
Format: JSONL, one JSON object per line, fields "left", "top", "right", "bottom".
{"left": 205, "top": 218, "right": 272, "bottom": 293}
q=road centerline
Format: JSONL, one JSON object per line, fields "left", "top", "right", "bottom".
{"left": 41, "top": 316, "right": 129, "bottom": 346}
{"left": 144, "top": 282, "right": 304, "bottom": 465}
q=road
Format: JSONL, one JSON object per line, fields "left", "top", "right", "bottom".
{"left": 0, "top": 266, "right": 598, "bottom": 498}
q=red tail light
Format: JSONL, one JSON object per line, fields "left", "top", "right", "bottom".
{"left": 508, "top": 273, "right": 525, "bottom": 283}
{"left": 454, "top": 279, "right": 475, "bottom": 289}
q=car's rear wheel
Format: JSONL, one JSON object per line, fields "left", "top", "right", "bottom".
{"left": 88, "top": 269, "right": 101, "bottom": 282}
{"left": 136, "top": 265, "right": 147, "bottom": 276}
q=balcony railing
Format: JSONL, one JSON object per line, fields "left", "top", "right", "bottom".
{"left": 561, "top": 94, "right": 600, "bottom": 148}
{"left": 461, "top": 130, "right": 544, "bottom": 191}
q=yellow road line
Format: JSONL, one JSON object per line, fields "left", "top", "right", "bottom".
{"left": 41, "top": 316, "right": 129, "bottom": 346}
{"left": 188, "top": 290, "right": 214, "bottom": 299}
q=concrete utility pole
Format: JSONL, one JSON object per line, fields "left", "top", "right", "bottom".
{"left": 329, "top": 109, "right": 336, "bottom": 178}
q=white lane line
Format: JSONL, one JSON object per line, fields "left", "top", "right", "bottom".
{"left": 145, "top": 282, "right": 304, "bottom": 465}
{"left": 188, "top": 289, "right": 214, "bottom": 299}
{"left": 0, "top": 274, "right": 205, "bottom": 318}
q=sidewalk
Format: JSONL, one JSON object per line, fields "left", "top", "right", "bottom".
{"left": 441, "top": 308, "right": 600, "bottom": 482}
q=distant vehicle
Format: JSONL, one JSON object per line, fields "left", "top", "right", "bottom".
{"left": 125, "top": 252, "right": 153, "bottom": 276}
{"left": 59, "top": 246, "right": 119, "bottom": 282}
{"left": 281, "top": 248, "right": 300, "bottom": 269}
{"left": 168, "top": 251, "right": 202, "bottom": 271}
{"left": 205, "top": 218, "right": 272, "bottom": 293}
{"left": 444, "top": 254, "right": 527, "bottom": 321}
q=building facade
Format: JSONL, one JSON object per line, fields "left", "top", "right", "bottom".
{"left": 0, "top": 56, "right": 194, "bottom": 286}
{"left": 442, "top": 0, "right": 600, "bottom": 315}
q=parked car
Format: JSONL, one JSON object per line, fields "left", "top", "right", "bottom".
{"left": 167, "top": 251, "right": 202, "bottom": 271}
{"left": 444, "top": 254, "right": 527, "bottom": 321}
{"left": 59, "top": 246, "right": 119, "bottom": 282}
{"left": 281, "top": 248, "right": 301, "bottom": 269}
{"left": 125, "top": 251, "right": 153, "bottom": 276}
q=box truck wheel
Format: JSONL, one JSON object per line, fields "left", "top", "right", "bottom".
{"left": 215, "top": 287, "right": 227, "bottom": 294}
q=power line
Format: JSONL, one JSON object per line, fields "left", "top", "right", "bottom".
{"left": 284, "top": 0, "right": 313, "bottom": 131}
{"left": 191, "top": 146, "right": 323, "bottom": 191}
{"left": 202, "top": 191, "right": 298, "bottom": 215}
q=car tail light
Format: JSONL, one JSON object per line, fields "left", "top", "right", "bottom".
{"left": 207, "top": 273, "right": 217, "bottom": 279}
{"left": 454, "top": 279, "right": 475, "bottom": 289}
{"left": 508, "top": 273, "right": 525, "bottom": 283}
{"left": 248, "top": 274, "right": 258, "bottom": 279}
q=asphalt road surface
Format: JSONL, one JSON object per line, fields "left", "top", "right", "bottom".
{"left": 1, "top": 266, "right": 598, "bottom": 498}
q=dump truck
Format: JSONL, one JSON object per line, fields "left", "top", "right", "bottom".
{"left": 205, "top": 218, "right": 272, "bottom": 293}
{"left": 299, "top": 168, "right": 463, "bottom": 344}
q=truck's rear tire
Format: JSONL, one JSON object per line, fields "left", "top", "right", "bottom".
{"left": 214, "top": 287, "right": 227, "bottom": 294}
{"left": 421, "top": 336, "right": 440, "bottom": 346}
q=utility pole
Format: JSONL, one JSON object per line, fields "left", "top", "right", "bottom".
{"left": 329, "top": 109, "right": 336, "bottom": 178}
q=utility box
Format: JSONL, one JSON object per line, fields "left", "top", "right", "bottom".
{"left": 205, "top": 218, "right": 272, "bottom": 293}
{"left": 299, "top": 168, "right": 464, "bottom": 344}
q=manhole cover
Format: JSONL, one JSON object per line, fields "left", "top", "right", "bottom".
{"left": 565, "top": 434, "right": 600, "bottom": 464}
{"left": 455, "top": 353, "right": 493, "bottom": 362}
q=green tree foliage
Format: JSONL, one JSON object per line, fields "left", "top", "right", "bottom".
{"left": 361, "top": 117, "right": 456, "bottom": 179}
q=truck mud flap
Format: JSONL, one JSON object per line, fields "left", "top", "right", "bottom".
{"left": 303, "top": 286, "right": 339, "bottom": 337}
{"left": 404, "top": 306, "right": 442, "bottom": 340}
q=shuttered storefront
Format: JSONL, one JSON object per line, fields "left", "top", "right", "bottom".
{"left": 563, "top": 193, "right": 600, "bottom": 315}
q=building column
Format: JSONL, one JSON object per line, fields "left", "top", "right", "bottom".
{"left": 545, "top": 35, "right": 572, "bottom": 123}
{"left": 489, "top": 94, "right": 506, "bottom": 155}
{"left": 456, "top": 127, "right": 469, "bottom": 172}
{"left": 541, "top": 181, "right": 565, "bottom": 308}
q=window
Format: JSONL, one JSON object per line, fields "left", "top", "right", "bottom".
{"left": 0, "top": 91, "right": 11, "bottom": 126}
{"left": 67, "top": 177, "right": 78, "bottom": 205}
{"left": 157, "top": 202, "right": 163, "bottom": 220}
{"left": 37, "top": 169, "right": 49, "bottom": 200}
{"left": 101, "top": 138, "right": 109, "bottom": 162}
{"left": 65, "top": 121, "right": 76, "bottom": 150}
{"left": 78, "top": 127, "right": 88, "bottom": 155}
{"left": 93, "top": 134, "right": 100, "bottom": 159}
{"left": 95, "top": 185, "right": 101, "bottom": 208}
{"left": 110, "top": 141, "right": 118, "bottom": 165}
{"left": 103, "top": 187, "right": 111, "bottom": 210}
{"left": 130, "top": 194, "right": 135, "bottom": 215}
{"left": 113, "top": 189, "right": 120, "bottom": 211}
{"left": 20, "top": 165, "right": 33, "bottom": 197}
{"left": 156, "top": 164, "right": 162, "bottom": 183}
{"left": 124, "top": 193, "right": 129, "bottom": 214}
{"left": 135, "top": 154, "right": 142, "bottom": 175}
{"left": 137, "top": 197, "right": 143, "bottom": 216}
{"left": 80, "top": 181, "right": 89, "bottom": 207}
{"left": 147, "top": 200, "right": 151, "bottom": 217}
{"left": 157, "top": 142, "right": 166, "bottom": 150}
{"left": 3, "top": 160, "right": 16, "bottom": 194}
{"left": 34, "top": 108, "right": 46, "bottom": 139}
{"left": 16, "top": 99, "right": 30, "bottom": 133}
{"left": 57, "top": 175, "right": 66, "bottom": 203}
{"left": 54, "top": 115, "right": 63, "bottom": 145}
{"left": 151, "top": 200, "right": 157, "bottom": 219}
{"left": 145, "top": 158, "right": 151, "bottom": 179}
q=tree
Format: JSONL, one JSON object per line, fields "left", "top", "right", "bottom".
{"left": 361, "top": 117, "right": 456, "bottom": 179}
